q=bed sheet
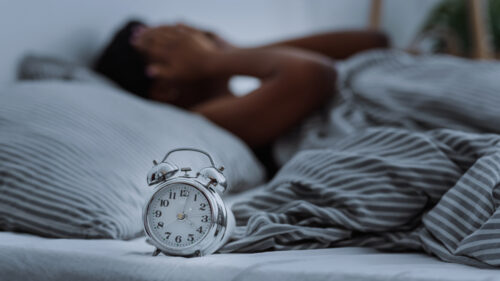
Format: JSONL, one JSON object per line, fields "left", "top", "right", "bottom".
{"left": 1, "top": 231, "right": 499, "bottom": 281}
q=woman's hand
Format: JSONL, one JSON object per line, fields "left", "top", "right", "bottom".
{"left": 132, "top": 23, "right": 225, "bottom": 80}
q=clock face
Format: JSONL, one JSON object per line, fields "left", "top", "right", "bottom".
{"left": 146, "top": 183, "right": 213, "bottom": 249}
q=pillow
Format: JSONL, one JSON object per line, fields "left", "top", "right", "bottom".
{"left": 0, "top": 81, "right": 265, "bottom": 239}
{"left": 17, "top": 54, "right": 116, "bottom": 87}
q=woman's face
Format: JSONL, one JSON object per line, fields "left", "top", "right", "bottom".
{"left": 149, "top": 79, "right": 208, "bottom": 108}
{"left": 149, "top": 76, "right": 230, "bottom": 109}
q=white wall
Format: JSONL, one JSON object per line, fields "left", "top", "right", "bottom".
{"left": 0, "top": 0, "right": 439, "bottom": 85}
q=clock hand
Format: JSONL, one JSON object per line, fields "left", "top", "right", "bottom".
{"left": 181, "top": 194, "right": 190, "bottom": 214}
{"left": 184, "top": 218, "right": 197, "bottom": 229}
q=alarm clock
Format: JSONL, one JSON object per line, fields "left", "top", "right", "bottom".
{"left": 143, "top": 148, "right": 234, "bottom": 257}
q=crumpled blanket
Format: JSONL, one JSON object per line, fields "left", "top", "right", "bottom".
{"left": 222, "top": 50, "right": 500, "bottom": 268}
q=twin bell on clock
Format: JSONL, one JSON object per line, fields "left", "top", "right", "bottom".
{"left": 143, "top": 148, "right": 234, "bottom": 258}
{"left": 147, "top": 149, "right": 227, "bottom": 193}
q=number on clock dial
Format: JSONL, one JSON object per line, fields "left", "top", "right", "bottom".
{"left": 149, "top": 183, "right": 212, "bottom": 248}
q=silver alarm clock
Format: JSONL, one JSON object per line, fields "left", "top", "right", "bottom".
{"left": 143, "top": 148, "right": 234, "bottom": 257}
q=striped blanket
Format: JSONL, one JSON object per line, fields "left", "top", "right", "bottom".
{"left": 223, "top": 51, "right": 500, "bottom": 268}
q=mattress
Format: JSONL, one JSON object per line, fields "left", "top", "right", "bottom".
{"left": 1, "top": 231, "right": 499, "bottom": 281}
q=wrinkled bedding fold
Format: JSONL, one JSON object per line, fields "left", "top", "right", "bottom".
{"left": 223, "top": 50, "right": 500, "bottom": 268}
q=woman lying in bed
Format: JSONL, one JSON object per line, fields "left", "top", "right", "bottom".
{"left": 95, "top": 21, "right": 388, "bottom": 172}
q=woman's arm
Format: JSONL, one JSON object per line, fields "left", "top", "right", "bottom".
{"left": 134, "top": 25, "right": 337, "bottom": 147}
{"left": 258, "top": 30, "right": 390, "bottom": 60}
{"left": 195, "top": 30, "right": 389, "bottom": 145}
{"left": 192, "top": 47, "right": 336, "bottom": 147}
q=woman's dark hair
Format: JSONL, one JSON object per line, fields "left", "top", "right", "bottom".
{"left": 94, "top": 20, "right": 152, "bottom": 98}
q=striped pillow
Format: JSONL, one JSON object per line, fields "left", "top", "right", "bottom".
{"left": 0, "top": 81, "right": 264, "bottom": 239}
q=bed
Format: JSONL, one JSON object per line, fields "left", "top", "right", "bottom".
{"left": 2, "top": 188, "right": 500, "bottom": 281}
{"left": 4, "top": 52, "right": 500, "bottom": 279}
{"left": 2, "top": 231, "right": 500, "bottom": 281}
{"left": 2, "top": 1, "right": 500, "bottom": 281}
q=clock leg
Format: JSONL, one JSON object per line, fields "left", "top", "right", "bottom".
{"left": 152, "top": 248, "right": 162, "bottom": 256}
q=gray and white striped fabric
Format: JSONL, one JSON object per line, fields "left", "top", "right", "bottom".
{"left": 223, "top": 50, "right": 500, "bottom": 268}
{"left": 0, "top": 81, "right": 265, "bottom": 239}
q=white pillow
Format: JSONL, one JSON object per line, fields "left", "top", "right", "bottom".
{"left": 0, "top": 81, "right": 264, "bottom": 239}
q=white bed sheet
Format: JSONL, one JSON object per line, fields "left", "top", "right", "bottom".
{"left": 1, "top": 231, "right": 499, "bottom": 281}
